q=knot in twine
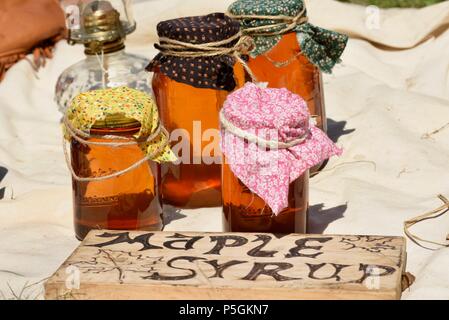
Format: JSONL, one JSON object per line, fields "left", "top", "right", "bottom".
{"left": 219, "top": 109, "right": 309, "bottom": 150}
{"left": 227, "top": 6, "right": 308, "bottom": 37}
{"left": 62, "top": 114, "right": 170, "bottom": 182}
{"left": 155, "top": 31, "right": 258, "bottom": 83}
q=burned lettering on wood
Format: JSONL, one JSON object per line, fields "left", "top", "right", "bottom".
{"left": 46, "top": 231, "right": 407, "bottom": 300}
{"left": 285, "top": 237, "right": 333, "bottom": 259}
{"left": 306, "top": 263, "right": 352, "bottom": 281}
{"left": 247, "top": 235, "right": 278, "bottom": 258}
{"left": 354, "top": 263, "right": 397, "bottom": 284}
{"left": 204, "top": 235, "right": 248, "bottom": 255}
{"left": 162, "top": 233, "right": 203, "bottom": 251}
{"left": 203, "top": 260, "right": 248, "bottom": 278}
{"left": 89, "top": 232, "right": 162, "bottom": 251}
{"left": 242, "top": 262, "right": 300, "bottom": 282}
{"left": 143, "top": 256, "right": 205, "bottom": 281}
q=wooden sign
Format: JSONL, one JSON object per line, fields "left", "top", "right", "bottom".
{"left": 45, "top": 230, "right": 407, "bottom": 300}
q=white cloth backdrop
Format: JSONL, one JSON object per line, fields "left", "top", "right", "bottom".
{"left": 0, "top": 0, "right": 448, "bottom": 299}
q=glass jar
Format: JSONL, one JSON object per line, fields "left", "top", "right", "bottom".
{"left": 64, "top": 86, "right": 175, "bottom": 240}
{"left": 220, "top": 83, "right": 341, "bottom": 234}
{"left": 228, "top": 0, "right": 348, "bottom": 141}
{"left": 247, "top": 32, "right": 327, "bottom": 132}
{"left": 148, "top": 13, "right": 247, "bottom": 209}
{"left": 222, "top": 159, "right": 309, "bottom": 233}
{"left": 71, "top": 118, "right": 162, "bottom": 240}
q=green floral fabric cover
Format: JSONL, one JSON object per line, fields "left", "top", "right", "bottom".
{"left": 228, "top": 0, "right": 349, "bottom": 73}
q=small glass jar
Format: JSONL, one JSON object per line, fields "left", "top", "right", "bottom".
{"left": 148, "top": 13, "right": 247, "bottom": 209}
{"left": 65, "top": 86, "right": 175, "bottom": 240}
{"left": 70, "top": 117, "right": 162, "bottom": 240}
{"left": 220, "top": 83, "right": 341, "bottom": 234}
{"left": 222, "top": 158, "right": 309, "bottom": 233}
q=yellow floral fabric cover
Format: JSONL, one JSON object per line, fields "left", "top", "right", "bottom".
{"left": 64, "top": 86, "right": 176, "bottom": 163}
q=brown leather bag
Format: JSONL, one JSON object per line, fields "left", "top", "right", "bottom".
{"left": 0, "top": 0, "right": 66, "bottom": 80}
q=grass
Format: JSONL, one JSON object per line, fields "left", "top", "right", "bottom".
{"left": 0, "top": 278, "right": 48, "bottom": 300}
{"left": 337, "top": 0, "right": 446, "bottom": 8}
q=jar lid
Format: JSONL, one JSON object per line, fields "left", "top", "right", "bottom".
{"left": 229, "top": 0, "right": 306, "bottom": 22}
{"left": 147, "top": 13, "right": 242, "bottom": 91}
{"left": 64, "top": 86, "right": 176, "bottom": 163}
{"left": 228, "top": 0, "right": 348, "bottom": 73}
{"left": 156, "top": 12, "right": 240, "bottom": 45}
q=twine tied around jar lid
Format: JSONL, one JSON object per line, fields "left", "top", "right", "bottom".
{"left": 62, "top": 87, "right": 175, "bottom": 183}
{"left": 220, "top": 83, "right": 342, "bottom": 214}
{"left": 227, "top": 7, "right": 308, "bottom": 68}
{"left": 227, "top": 6, "right": 308, "bottom": 37}
{"left": 219, "top": 109, "right": 309, "bottom": 150}
{"left": 155, "top": 31, "right": 259, "bottom": 83}
{"left": 62, "top": 114, "right": 171, "bottom": 182}
{"left": 227, "top": 0, "right": 348, "bottom": 73}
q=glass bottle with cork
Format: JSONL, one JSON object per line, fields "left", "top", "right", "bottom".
{"left": 220, "top": 83, "right": 341, "bottom": 234}
{"left": 63, "top": 86, "right": 176, "bottom": 240}
{"left": 148, "top": 13, "right": 253, "bottom": 209}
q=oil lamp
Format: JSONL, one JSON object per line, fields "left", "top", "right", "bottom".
{"left": 55, "top": 0, "right": 151, "bottom": 112}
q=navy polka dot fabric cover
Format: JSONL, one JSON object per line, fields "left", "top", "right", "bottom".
{"left": 147, "top": 13, "right": 243, "bottom": 91}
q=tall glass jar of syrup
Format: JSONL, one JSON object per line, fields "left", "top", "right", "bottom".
{"left": 147, "top": 13, "right": 248, "bottom": 209}
{"left": 220, "top": 83, "right": 341, "bottom": 234}
{"left": 64, "top": 86, "right": 175, "bottom": 240}
{"left": 228, "top": 0, "right": 348, "bottom": 134}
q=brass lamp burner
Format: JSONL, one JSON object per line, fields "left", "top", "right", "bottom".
{"left": 69, "top": 1, "right": 135, "bottom": 54}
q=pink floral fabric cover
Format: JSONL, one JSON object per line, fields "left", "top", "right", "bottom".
{"left": 220, "top": 82, "right": 342, "bottom": 214}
